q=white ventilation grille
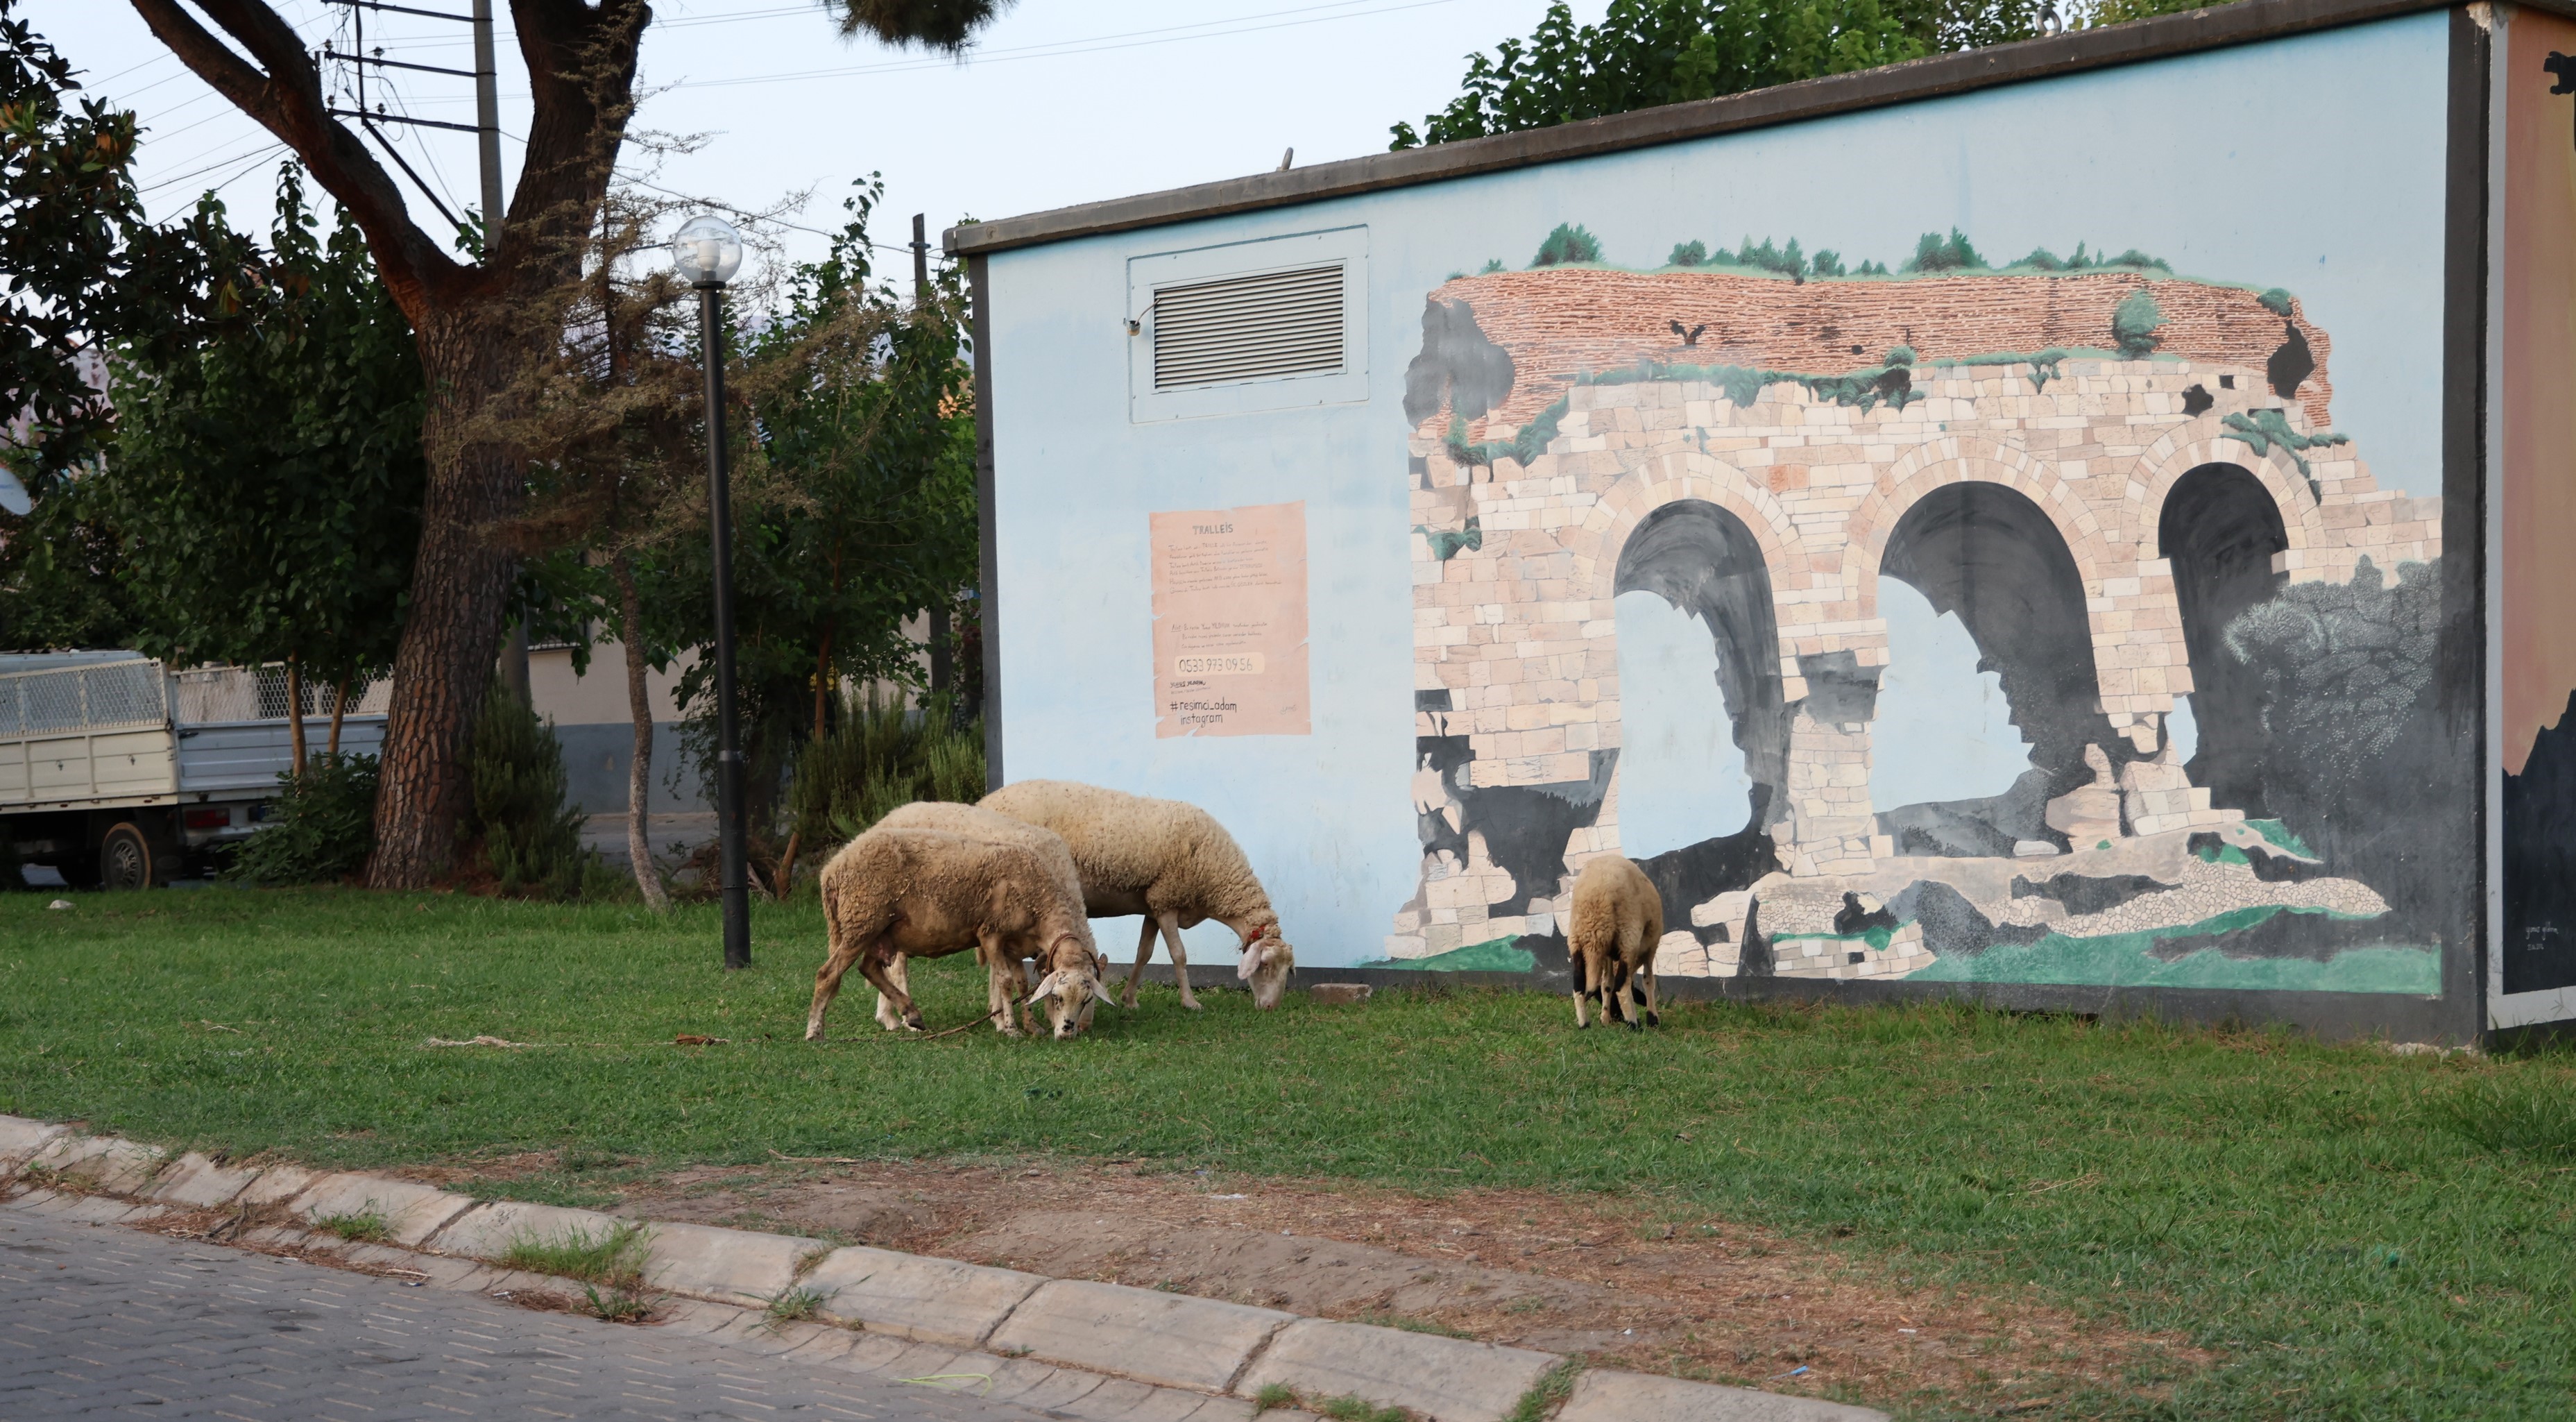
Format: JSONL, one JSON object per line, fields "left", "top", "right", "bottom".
{"left": 1152, "top": 263, "right": 1345, "bottom": 391}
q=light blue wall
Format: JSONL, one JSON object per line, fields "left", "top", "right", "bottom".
{"left": 982, "top": 14, "right": 2451, "bottom": 967}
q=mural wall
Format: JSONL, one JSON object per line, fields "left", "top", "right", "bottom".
{"left": 1387, "top": 255, "right": 2457, "bottom": 994}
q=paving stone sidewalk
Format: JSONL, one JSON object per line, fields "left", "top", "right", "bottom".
{"left": 0, "top": 1208, "right": 1108, "bottom": 1421}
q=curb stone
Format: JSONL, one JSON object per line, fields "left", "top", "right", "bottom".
{"left": 1558, "top": 1369, "right": 1891, "bottom": 1421}
{"left": 0, "top": 1115, "right": 1890, "bottom": 1422}
{"left": 1240, "top": 1317, "right": 1559, "bottom": 1421}
{"left": 287, "top": 1170, "right": 475, "bottom": 1246}
{"left": 801, "top": 1243, "right": 1047, "bottom": 1344}
{"left": 987, "top": 1278, "right": 1297, "bottom": 1394}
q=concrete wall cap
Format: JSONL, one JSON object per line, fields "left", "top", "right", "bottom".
{"left": 0, "top": 1115, "right": 70, "bottom": 1171}
{"left": 638, "top": 1220, "right": 812, "bottom": 1304}
{"left": 146, "top": 1153, "right": 264, "bottom": 1208}
{"left": 287, "top": 1172, "right": 477, "bottom": 1248}
{"left": 31, "top": 1133, "right": 168, "bottom": 1196}
{"left": 427, "top": 1198, "right": 628, "bottom": 1261}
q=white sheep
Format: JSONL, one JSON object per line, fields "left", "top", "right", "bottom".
{"left": 1567, "top": 854, "right": 1663, "bottom": 1031}
{"left": 873, "top": 799, "right": 1110, "bottom": 1039}
{"left": 979, "top": 779, "right": 1295, "bottom": 1010}
{"left": 806, "top": 810, "right": 1107, "bottom": 1042}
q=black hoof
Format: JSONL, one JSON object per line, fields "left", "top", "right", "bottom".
{"left": 1646, "top": 1011, "right": 1662, "bottom": 1028}
{"left": 1626, "top": 1017, "right": 1643, "bottom": 1033}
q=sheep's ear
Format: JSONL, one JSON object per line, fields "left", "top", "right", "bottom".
{"left": 1236, "top": 953, "right": 1259, "bottom": 981}
{"left": 1088, "top": 974, "right": 1116, "bottom": 1005}
{"left": 1025, "top": 971, "right": 1062, "bottom": 1004}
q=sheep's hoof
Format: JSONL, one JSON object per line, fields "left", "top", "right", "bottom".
{"left": 804, "top": 1026, "right": 826, "bottom": 1043}
{"left": 1646, "top": 1011, "right": 1662, "bottom": 1028}
{"left": 1180, "top": 997, "right": 1204, "bottom": 1012}
{"left": 1626, "top": 1017, "right": 1643, "bottom": 1033}
{"left": 1118, "top": 992, "right": 1139, "bottom": 1010}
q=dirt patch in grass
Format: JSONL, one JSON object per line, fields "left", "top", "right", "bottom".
{"left": 427, "top": 1154, "right": 2212, "bottom": 1410}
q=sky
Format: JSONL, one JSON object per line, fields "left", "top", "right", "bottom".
{"left": 34, "top": 0, "right": 1601, "bottom": 280}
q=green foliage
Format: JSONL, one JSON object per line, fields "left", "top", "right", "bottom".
{"left": 1667, "top": 238, "right": 1708, "bottom": 266}
{"left": 6, "top": 890, "right": 2576, "bottom": 1419}
{"left": 1445, "top": 396, "right": 1571, "bottom": 469}
{"left": 1506, "top": 1361, "right": 1585, "bottom": 1422}
{"left": 1252, "top": 1383, "right": 1301, "bottom": 1414}
{"left": 1809, "top": 248, "right": 1846, "bottom": 278}
{"left": 83, "top": 165, "right": 423, "bottom": 686}
{"left": 763, "top": 1283, "right": 831, "bottom": 1325}
{"left": 2113, "top": 288, "right": 2166, "bottom": 357}
{"left": 2219, "top": 407, "right": 2348, "bottom": 477}
{"left": 783, "top": 687, "right": 986, "bottom": 856}
{"left": 466, "top": 684, "right": 592, "bottom": 898}
{"left": 227, "top": 753, "right": 379, "bottom": 886}
{"left": 1904, "top": 227, "right": 1984, "bottom": 273}
{"left": 502, "top": 1223, "right": 651, "bottom": 1288}
{"left": 0, "top": 4, "right": 257, "bottom": 650}
{"left": 1414, "top": 515, "right": 1483, "bottom": 562}
{"left": 1314, "top": 1396, "right": 1415, "bottom": 1422}
{"left": 1530, "top": 223, "right": 1601, "bottom": 266}
{"left": 674, "top": 178, "right": 980, "bottom": 829}
{"left": 315, "top": 1210, "right": 391, "bottom": 1242}
{"left": 1391, "top": 0, "right": 2053, "bottom": 149}
{"left": 2086, "top": 0, "right": 2235, "bottom": 25}
{"left": 2259, "top": 287, "right": 2296, "bottom": 316}
{"left": 1353, "top": 1310, "right": 1475, "bottom": 1338}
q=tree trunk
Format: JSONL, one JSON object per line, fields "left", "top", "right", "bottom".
{"left": 366, "top": 310, "right": 528, "bottom": 888}
{"left": 327, "top": 678, "right": 348, "bottom": 759}
{"left": 283, "top": 658, "right": 307, "bottom": 779}
{"left": 614, "top": 552, "right": 669, "bottom": 911}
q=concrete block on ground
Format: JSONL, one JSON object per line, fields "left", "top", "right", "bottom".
{"left": 146, "top": 1153, "right": 262, "bottom": 1208}
{"left": 28, "top": 1192, "right": 159, "bottom": 1226}
{"left": 1556, "top": 1371, "right": 1890, "bottom": 1422}
{"left": 642, "top": 1220, "right": 812, "bottom": 1305}
{"left": 1057, "top": 1377, "right": 1210, "bottom": 1422}
{"left": 30, "top": 1133, "right": 167, "bottom": 1194}
{"left": 0, "top": 1116, "right": 68, "bottom": 1171}
{"left": 426, "top": 1198, "right": 626, "bottom": 1261}
{"left": 803, "top": 1244, "right": 1046, "bottom": 1345}
{"left": 989, "top": 1279, "right": 1294, "bottom": 1394}
{"left": 234, "top": 1163, "right": 323, "bottom": 1208}
{"left": 1238, "top": 1317, "right": 1558, "bottom": 1422}
{"left": 287, "top": 1171, "right": 475, "bottom": 1247}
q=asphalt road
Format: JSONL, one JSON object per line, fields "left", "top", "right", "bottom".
{"left": 0, "top": 1208, "right": 1066, "bottom": 1421}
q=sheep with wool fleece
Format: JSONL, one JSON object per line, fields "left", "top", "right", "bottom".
{"left": 872, "top": 799, "right": 1110, "bottom": 1039}
{"left": 805, "top": 813, "right": 1102, "bottom": 1042}
{"left": 1567, "top": 853, "right": 1664, "bottom": 1031}
{"left": 978, "top": 779, "right": 1295, "bottom": 1010}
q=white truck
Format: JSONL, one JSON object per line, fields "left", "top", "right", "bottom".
{"left": 0, "top": 652, "right": 389, "bottom": 888}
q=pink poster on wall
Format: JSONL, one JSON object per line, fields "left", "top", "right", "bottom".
{"left": 1151, "top": 501, "right": 1310, "bottom": 738}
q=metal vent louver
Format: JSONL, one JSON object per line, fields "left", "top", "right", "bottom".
{"left": 1152, "top": 263, "right": 1344, "bottom": 390}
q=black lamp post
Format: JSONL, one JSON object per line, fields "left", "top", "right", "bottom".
{"left": 673, "top": 214, "right": 751, "bottom": 970}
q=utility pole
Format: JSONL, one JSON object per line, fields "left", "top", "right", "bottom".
{"left": 476, "top": 0, "right": 531, "bottom": 705}
{"left": 915, "top": 212, "right": 953, "bottom": 706}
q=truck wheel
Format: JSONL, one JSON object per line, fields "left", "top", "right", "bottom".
{"left": 99, "top": 822, "right": 164, "bottom": 890}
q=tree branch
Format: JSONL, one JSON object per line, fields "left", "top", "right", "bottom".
{"left": 125, "top": 0, "right": 464, "bottom": 319}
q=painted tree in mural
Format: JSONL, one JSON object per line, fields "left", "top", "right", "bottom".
{"left": 121, "top": 0, "right": 1011, "bottom": 888}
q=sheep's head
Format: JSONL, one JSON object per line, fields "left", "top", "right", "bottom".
{"left": 1026, "top": 939, "right": 1113, "bottom": 1040}
{"left": 1238, "top": 924, "right": 1295, "bottom": 1010}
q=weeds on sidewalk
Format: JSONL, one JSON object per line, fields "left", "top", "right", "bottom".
{"left": 1504, "top": 1360, "right": 1584, "bottom": 1422}
{"left": 502, "top": 1222, "right": 650, "bottom": 1289}
{"left": 581, "top": 1283, "right": 654, "bottom": 1323}
{"left": 314, "top": 1210, "right": 391, "bottom": 1243}
{"left": 762, "top": 1283, "right": 831, "bottom": 1327}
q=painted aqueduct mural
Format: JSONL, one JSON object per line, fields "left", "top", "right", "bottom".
{"left": 1385, "top": 252, "right": 2454, "bottom": 994}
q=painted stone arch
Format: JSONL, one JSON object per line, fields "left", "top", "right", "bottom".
{"left": 1839, "top": 443, "right": 2110, "bottom": 616}
{"left": 2130, "top": 427, "right": 2323, "bottom": 563}
{"left": 2153, "top": 460, "right": 2293, "bottom": 815}
{"left": 1570, "top": 450, "right": 1801, "bottom": 602}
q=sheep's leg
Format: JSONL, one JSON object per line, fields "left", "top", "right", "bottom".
{"left": 873, "top": 954, "right": 912, "bottom": 1032}
{"left": 980, "top": 932, "right": 1023, "bottom": 1037}
{"left": 810, "top": 933, "right": 884, "bottom": 1040}
{"left": 1640, "top": 960, "right": 1661, "bottom": 1029}
{"left": 1120, "top": 917, "right": 1157, "bottom": 1009}
{"left": 1159, "top": 914, "right": 1202, "bottom": 1010}
{"left": 1571, "top": 953, "right": 1593, "bottom": 1029}
{"left": 855, "top": 947, "right": 923, "bottom": 1031}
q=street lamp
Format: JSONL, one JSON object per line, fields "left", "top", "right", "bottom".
{"left": 674, "top": 214, "right": 751, "bottom": 971}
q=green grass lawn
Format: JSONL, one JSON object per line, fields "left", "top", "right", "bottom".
{"left": 1, "top": 888, "right": 2570, "bottom": 1420}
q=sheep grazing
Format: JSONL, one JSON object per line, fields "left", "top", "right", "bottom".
{"left": 1567, "top": 854, "right": 1664, "bottom": 1031}
{"left": 873, "top": 800, "right": 1111, "bottom": 1040}
{"left": 806, "top": 806, "right": 1104, "bottom": 1042}
{"left": 979, "top": 779, "right": 1295, "bottom": 1010}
